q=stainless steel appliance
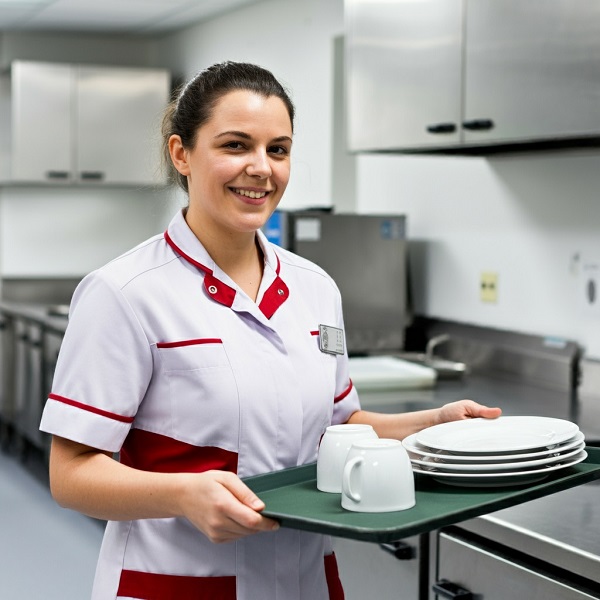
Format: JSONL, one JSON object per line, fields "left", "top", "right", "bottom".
{"left": 264, "top": 210, "right": 409, "bottom": 356}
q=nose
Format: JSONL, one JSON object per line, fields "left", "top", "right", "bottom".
{"left": 246, "top": 148, "right": 272, "bottom": 178}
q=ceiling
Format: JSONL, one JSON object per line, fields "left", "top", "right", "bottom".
{"left": 0, "top": 0, "right": 265, "bottom": 35}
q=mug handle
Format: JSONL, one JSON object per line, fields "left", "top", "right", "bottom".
{"left": 342, "top": 456, "right": 363, "bottom": 502}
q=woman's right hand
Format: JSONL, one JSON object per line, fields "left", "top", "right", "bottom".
{"left": 176, "top": 470, "right": 280, "bottom": 544}
{"left": 49, "top": 436, "right": 279, "bottom": 544}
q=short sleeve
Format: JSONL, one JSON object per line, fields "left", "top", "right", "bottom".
{"left": 39, "top": 271, "right": 153, "bottom": 453}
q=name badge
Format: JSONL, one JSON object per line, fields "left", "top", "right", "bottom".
{"left": 319, "top": 324, "right": 345, "bottom": 355}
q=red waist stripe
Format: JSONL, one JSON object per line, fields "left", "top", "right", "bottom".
{"left": 117, "top": 570, "right": 236, "bottom": 600}
{"left": 120, "top": 428, "right": 238, "bottom": 474}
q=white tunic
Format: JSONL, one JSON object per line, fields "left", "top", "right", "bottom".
{"left": 40, "top": 210, "right": 360, "bottom": 600}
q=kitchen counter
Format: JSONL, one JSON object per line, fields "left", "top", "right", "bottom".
{"left": 0, "top": 301, "right": 69, "bottom": 335}
{"left": 0, "top": 301, "right": 69, "bottom": 455}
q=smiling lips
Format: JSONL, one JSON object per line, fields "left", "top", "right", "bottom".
{"left": 231, "top": 187, "right": 270, "bottom": 200}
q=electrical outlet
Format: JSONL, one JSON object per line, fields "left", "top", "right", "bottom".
{"left": 480, "top": 272, "right": 498, "bottom": 303}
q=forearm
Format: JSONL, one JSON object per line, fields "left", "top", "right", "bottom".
{"left": 346, "top": 400, "right": 502, "bottom": 440}
{"left": 346, "top": 409, "right": 439, "bottom": 440}
{"left": 48, "top": 435, "right": 279, "bottom": 543}
{"left": 49, "top": 436, "right": 187, "bottom": 522}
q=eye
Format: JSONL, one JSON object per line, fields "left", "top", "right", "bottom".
{"left": 223, "top": 141, "right": 245, "bottom": 150}
{"left": 269, "top": 145, "right": 290, "bottom": 156}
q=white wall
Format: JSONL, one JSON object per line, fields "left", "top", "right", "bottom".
{"left": 355, "top": 151, "right": 600, "bottom": 358}
{"left": 0, "top": 187, "right": 181, "bottom": 277}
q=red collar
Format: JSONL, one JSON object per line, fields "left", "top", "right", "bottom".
{"left": 164, "top": 231, "right": 289, "bottom": 319}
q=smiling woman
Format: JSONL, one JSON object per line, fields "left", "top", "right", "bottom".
{"left": 161, "top": 63, "right": 295, "bottom": 299}
{"left": 39, "top": 61, "right": 500, "bottom": 600}
{"left": 169, "top": 90, "right": 293, "bottom": 252}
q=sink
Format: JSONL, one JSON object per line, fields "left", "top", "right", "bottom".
{"left": 395, "top": 352, "right": 467, "bottom": 379}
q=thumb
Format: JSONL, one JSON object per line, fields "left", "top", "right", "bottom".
{"left": 221, "top": 474, "right": 265, "bottom": 511}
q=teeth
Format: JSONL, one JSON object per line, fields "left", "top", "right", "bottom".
{"left": 233, "top": 188, "right": 268, "bottom": 199}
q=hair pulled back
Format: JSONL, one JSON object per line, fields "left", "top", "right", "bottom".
{"left": 162, "top": 61, "right": 295, "bottom": 193}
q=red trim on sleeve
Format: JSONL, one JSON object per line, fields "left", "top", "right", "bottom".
{"left": 334, "top": 380, "right": 353, "bottom": 404}
{"left": 48, "top": 393, "right": 134, "bottom": 423}
{"left": 156, "top": 338, "right": 222, "bottom": 348}
{"left": 310, "top": 330, "right": 320, "bottom": 336}
{"left": 118, "top": 570, "right": 236, "bottom": 600}
{"left": 324, "top": 553, "right": 345, "bottom": 600}
{"left": 120, "top": 428, "right": 238, "bottom": 474}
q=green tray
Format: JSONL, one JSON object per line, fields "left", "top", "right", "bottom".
{"left": 244, "top": 446, "right": 600, "bottom": 543}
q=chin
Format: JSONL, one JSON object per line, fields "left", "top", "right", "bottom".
{"left": 235, "top": 211, "right": 272, "bottom": 233}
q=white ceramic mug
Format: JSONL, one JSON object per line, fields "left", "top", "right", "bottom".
{"left": 341, "top": 438, "right": 416, "bottom": 512}
{"left": 317, "top": 424, "right": 378, "bottom": 493}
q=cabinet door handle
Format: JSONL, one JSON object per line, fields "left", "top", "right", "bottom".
{"left": 426, "top": 122, "right": 457, "bottom": 134}
{"left": 80, "top": 171, "right": 105, "bottom": 181}
{"left": 432, "top": 579, "right": 474, "bottom": 599}
{"left": 462, "top": 118, "right": 494, "bottom": 131}
{"left": 379, "top": 541, "right": 415, "bottom": 560}
{"left": 46, "top": 170, "right": 70, "bottom": 180}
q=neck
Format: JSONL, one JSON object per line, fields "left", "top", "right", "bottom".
{"left": 184, "top": 209, "right": 264, "bottom": 301}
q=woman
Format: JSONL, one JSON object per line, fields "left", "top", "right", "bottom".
{"left": 40, "top": 61, "right": 500, "bottom": 600}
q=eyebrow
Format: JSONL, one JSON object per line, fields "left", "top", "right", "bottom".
{"left": 214, "top": 130, "right": 293, "bottom": 144}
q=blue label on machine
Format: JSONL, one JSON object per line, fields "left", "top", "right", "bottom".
{"left": 264, "top": 211, "right": 283, "bottom": 246}
{"left": 380, "top": 219, "right": 405, "bottom": 240}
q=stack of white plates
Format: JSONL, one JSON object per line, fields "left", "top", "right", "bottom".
{"left": 403, "top": 416, "right": 587, "bottom": 487}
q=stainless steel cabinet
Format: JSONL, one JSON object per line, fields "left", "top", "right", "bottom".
{"left": 345, "top": 0, "right": 463, "bottom": 151}
{"left": 435, "top": 530, "right": 599, "bottom": 599}
{"left": 346, "top": 0, "right": 600, "bottom": 152}
{"left": 333, "top": 536, "right": 422, "bottom": 600}
{"left": 1, "top": 61, "right": 170, "bottom": 185}
{"left": 464, "top": 0, "right": 600, "bottom": 147}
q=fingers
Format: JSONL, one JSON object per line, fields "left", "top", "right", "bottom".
{"left": 221, "top": 472, "right": 266, "bottom": 512}
{"left": 186, "top": 471, "right": 280, "bottom": 544}
{"left": 217, "top": 479, "right": 280, "bottom": 535}
{"left": 461, "top": 399, "right": 502, "bottom": 419}
{"left": 478, "top": 405, "right": 502, "bottom": 419}
{"left": 438, "top": 399, "right": 502, "bottom": 424}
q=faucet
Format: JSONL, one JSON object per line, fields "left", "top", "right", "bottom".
{"left": 425, "top": 334, "right": 450, "bottom": 361}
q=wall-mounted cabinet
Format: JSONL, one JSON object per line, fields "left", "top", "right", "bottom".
{"left": 0, "top": 61, "right": 170, "bottom": 185}
{"left": 346, "top": 0, "right": 600, "bottom": 153}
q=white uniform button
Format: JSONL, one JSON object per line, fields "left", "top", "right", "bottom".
{"left": 278, "top": 288, "right": 285, "bottom": 296}
{"left": 208, "top": 285, "right": 218, "bottom": 295}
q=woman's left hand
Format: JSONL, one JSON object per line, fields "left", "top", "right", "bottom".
{"left": 434, "top": 399, "right": 502, "bottom": 427}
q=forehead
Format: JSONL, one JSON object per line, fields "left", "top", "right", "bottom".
{"left": 206, "top": 90, "right": 293, "bottom": 135}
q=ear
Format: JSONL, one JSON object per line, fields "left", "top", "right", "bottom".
{"left": 168, "top": 135, "right": 191, "bottom": 176}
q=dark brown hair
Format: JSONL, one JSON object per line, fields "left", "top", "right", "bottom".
{"left": 161, "top": 61, "right": 295, "bottom": 192}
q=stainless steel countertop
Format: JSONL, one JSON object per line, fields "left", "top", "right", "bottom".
{"left": 362, "top": 374, "right": 600, "bottom": 582}
{"left": 0, "top": 301, "right": 69, "bottom": 334}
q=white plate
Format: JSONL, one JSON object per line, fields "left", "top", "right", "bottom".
{"left": 416, "top": 416, "right": 579, "bottom": 454}
{"left": 410, "top": 444, "right": 585, "bottom": 472}
{"left": 403, "top": 431, "right": 585, "bottom": 462}
{"left": 412, "top": 450, "right": 588, "bottom": 487}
